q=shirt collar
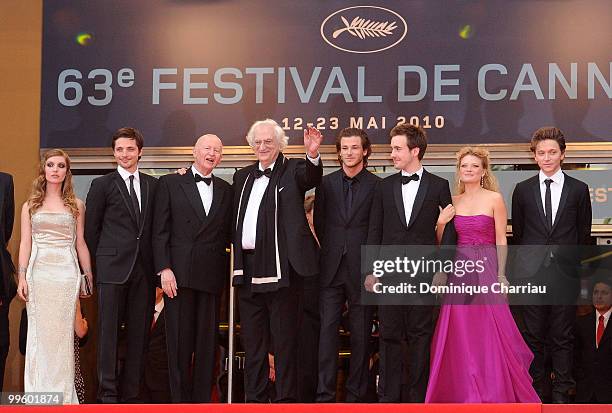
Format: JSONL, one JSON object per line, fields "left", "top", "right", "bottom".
{"left": 343, "top": 167, "right": 367, "bottom": 182}
{"left": 401, "top": 167, "right": 424, "bottom": 178}
{"left": 597, "top": 307, "right": 612, "bottom": 320}
{"left": 191, "top": 164, "right": 212, "bottom": 178}
{"left": 117, "top": 165, "right": 139, "bottom": 181}
{"left": 539, "top": 169, "right": 563, "bottom": 185}
{"left": 258, "top": 159, "right": 276, "bottom": 172}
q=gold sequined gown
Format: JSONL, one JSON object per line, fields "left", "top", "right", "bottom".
{"left": 24, "top": 212, "right": 80, "bottom": 404}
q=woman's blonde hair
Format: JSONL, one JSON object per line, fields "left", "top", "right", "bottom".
{"left": 455, "top": 146, "right": 499, "bottom": 194}
{"left": 28, "top": 149, "right": 79, "bottom": 218}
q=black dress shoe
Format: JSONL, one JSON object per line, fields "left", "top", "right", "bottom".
{"left": 551, "top": 394, "right": 569, "bottom": 404}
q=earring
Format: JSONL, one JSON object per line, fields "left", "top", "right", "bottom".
{"left": 480, "top": 175, "right": 484, "bottom": 187}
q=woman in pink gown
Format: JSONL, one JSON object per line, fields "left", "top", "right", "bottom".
{"left": 425, "top": 147, "right": 539, "bottom": 403}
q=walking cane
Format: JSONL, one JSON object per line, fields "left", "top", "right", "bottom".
{"left": 227, "top": 244, "right": 235, "bottom": 403}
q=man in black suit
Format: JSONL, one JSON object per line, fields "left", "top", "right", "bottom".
{"left": 232, "top": 119, "right": 322, "bottom": 402}
{"left": 574, "top": 278, "right": 612, "bottom": 403}
{"left": 365, "top": 123, "right": 454, "bottom": 402}
{"left": 153, "top": 134, "right": 232, "bottom": 402}
{"left": 314, "top": 128, "right": 379, "bottom": 402}
{"left": 511, "top": 126, "right": 592, "bottom": 403}
{"left": 85, "top": 127, "right": 158, "bottom": 403}
{"left": 0, "top": 172, "right": 14, "bottom": 391}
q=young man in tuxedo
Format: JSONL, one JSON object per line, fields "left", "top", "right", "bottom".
{"left": 314, "top": 128, "right": 380, "bottom": 402}
{"left": 232, "top": 119, "right": 322, "bottom": 402}
{"left": 85, "top": 127, "right": 158, "bottom": 403}
{"left": 365, "top": 123, "right": 454, "bottom": 402}
{"left": 153, "top": 134, "right": 232, "bottom": 402}
{"left": 0, "top": 172, "right": 14, "bottom": 391}
{"left": 574, "top": 278, "right": 612, "bottom": 403}
{"left": 511, "top": 126, "right": 592, "bottom": 403}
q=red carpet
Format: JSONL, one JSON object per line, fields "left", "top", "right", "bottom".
{"left": 2, "top": 403, "right": 610, "bottom": 413}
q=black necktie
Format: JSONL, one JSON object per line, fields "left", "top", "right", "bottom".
{"left": 194, "top": 174, "right": 212, "bottom": 185}
{"left": 544, "top": 179, "right": 553, "bottom": 230}
{"left": 129, "top": 175, "right": 141, "bottom": 226}
{"left": 254, "top": 168, "right": 272, "bottom": 179}
{"left": 401, "top": 174, "right": 419, "bottom": 185}
{"left": 343, "top": 175, "right": 354, "bottom": 214}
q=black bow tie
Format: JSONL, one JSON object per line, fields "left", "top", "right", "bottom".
{"left": 401, "top": 174, "right": 419, "bottom": 185}
{"left": 194, "top": 174, "right": 212, "bottom": 185}
{"left": 254, "top": 168, "right": 272, "bottom": 179}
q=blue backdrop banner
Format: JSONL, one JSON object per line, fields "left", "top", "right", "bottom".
{"left": 41, "top": 1, "right": 612, "bottom": 147}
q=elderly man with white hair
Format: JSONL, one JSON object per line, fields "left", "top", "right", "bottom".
{"left": 232, "top": 119, "right": 323, "bottom": 402}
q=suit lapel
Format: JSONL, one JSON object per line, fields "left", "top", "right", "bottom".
{"left": 597, "top": 311, "right": 612, "bottom": 351}
{"left": 550, "top": 174, "right": 570, "bottom": 234}
{"left": 180, "top": 173, "right": 206, "bottom": 223}
{"left": 393, "top": 173, "right": 408, "bottom": 229}
{"left": 531, "top": 178, "right": 549, "bottom": 232}
{"left": 236, "top": 165, "right": 257, "bottom": 230}
{"left": 407, "top": 170, "right": 429, "bottom": 229}
{"left": 347, "top": 172, "right": 374, "bottom": 224}
{"left": 334, "top": 172, "right": 348, "bottom": 223}
{"left": 113, "top": 172, "right": 138, "bottom": 227}
{"left": 197, "top": 176, "right": 225, "bottom": 235}
{"left": 138, "top": 174, "right": 149, "bottom": 235}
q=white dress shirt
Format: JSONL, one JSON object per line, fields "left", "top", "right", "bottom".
{"left": 401, "top": 167, "right": 423, "bottom": 225}
{"left": 153, "top": 299, "right": 165, "bottom": 324}
{"left": 117, "top": 165, "right": 141, "bottom": 210}
{"left": 242, "top": 154, "right": 320, "bottom": 250}
{"left": 539, "top": 169, "right": 564, "bottom": 226}
{"left": 191, "top": 165, "right": 213, "bottom": 215}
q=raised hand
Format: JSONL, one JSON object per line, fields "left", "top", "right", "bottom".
{"left": 303, "top": 126, "right": 323, "bottom": 158}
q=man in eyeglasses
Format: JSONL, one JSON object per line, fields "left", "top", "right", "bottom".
{"left": 232, "top": 119, "right": 322, "bottom": 402}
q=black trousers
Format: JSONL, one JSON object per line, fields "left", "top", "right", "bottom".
{"left": 164, "top": 288, "right": 218, "bottom": 402}
{"left": 519, "top": 304, "right": 575, "bottom": 402}
{"left": 97, "top": 260, "right": 154, "bottom": 403}
{"left": 297, "top": 274, "right": 319, "bottom": 402}
{"left": 317, "top": 258, "right": 373, "bottom": 402}
{"left": 377, "top": 305, "right": 433, "bottom": 403}
{"left": 0, "top": 297, "right": 11, "bottom": 391}
{"left": 237, "top": 253, "right": 302, "bottom": 402}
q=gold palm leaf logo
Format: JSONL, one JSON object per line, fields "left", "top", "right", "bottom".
{"left": 321, "top": 6, "right": 408, "bottom": 54}
{"left": 332, "top": 16, "right": 398, "bottom": 40}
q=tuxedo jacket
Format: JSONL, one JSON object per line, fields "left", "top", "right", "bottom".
{"left": 367, "top": 170, "right": 455, "bottom": 246}
{"left": 85, "top": 171, "right": 158, "bottom": 284}
{"left": 232, "top": 156, "right": 322, "bottom": 278}
{"left": 314, "top": 168, "right": 380, "bottom": 288}
{"left": 0, "top": 172, "right": 15, "bottom": 301}
{"left": 574, "top": 310, "right": 612, "bottom": 403}
{"left": 511, "top": 173, "right": 592, "bottom": 278}
{"left": 153, "top": 172, "right": 232, "bottom": 295}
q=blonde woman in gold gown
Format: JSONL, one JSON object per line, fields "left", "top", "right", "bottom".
{"left": 17, "top": 149, "right": 92, "bottom": 404}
